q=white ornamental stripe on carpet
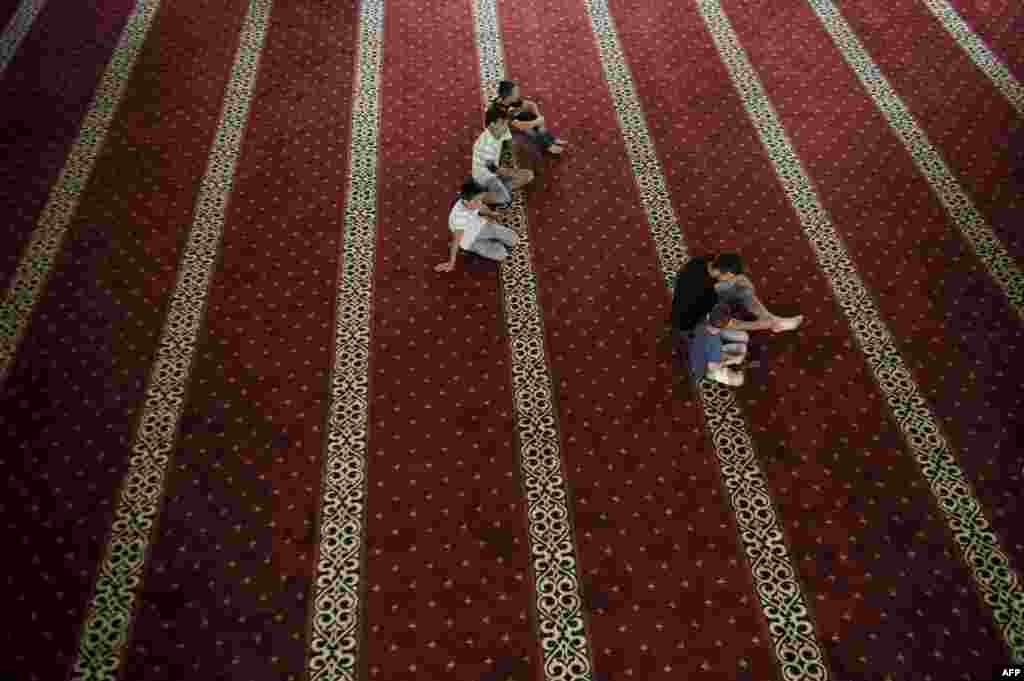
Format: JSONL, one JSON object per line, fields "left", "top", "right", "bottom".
{"left": 806, "top": 0, "right": 1024, "bottom": 320}
{"left": 69, "top": 0, "right": 273, "bottom": 677}
{"left": 580, "top": 2, "right": 830, "bottom": 681}
{"left": 470, "top": 1, "right": 595, "bottom": 680}
{"left": 0, "top": 0, "right": 159, "bottom": 386}
{"left": 304, "top": 0, "right": 382, "bottom": 679}
{"left": 920, "top": 0, "right": 1024, "bottom": 117}
{"left": 700, "top": 0, "right": 1024, "bottom": 664}
{"left": 0, "top": 0, "right": 48, "bottom": 76}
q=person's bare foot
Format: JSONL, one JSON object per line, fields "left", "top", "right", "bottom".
{"left": 772, "top": 315, "right": 804, "bottom": 333}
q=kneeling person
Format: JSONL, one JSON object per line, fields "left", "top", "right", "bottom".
{"left": 435, "top": 180, "right": 519, "bottom": 273}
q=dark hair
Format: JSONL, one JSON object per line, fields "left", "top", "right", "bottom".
{"left": 712, "top": 252, "right": 744, "bottom": 275}
{"left": 485, "top": 104, "right": 507, "bottom": 127}
{"left": 497, "top": 80, "right": 516, "bottom": 98}
{"left": 460, "top": 178, "right": 484, "bottom": 199}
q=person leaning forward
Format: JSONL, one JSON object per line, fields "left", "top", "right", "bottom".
{"left": 435, "top": 179, "right": 520, "bottom": 273}
{"left": 671, "top": 253, "right": 747, "bottom": 386}
{"left": 472, "top": 105, "right": 534, "bottom": 209}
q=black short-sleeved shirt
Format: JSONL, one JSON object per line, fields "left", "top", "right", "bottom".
{"left": 671, "top": 256, "right": 717, "bottom": 333}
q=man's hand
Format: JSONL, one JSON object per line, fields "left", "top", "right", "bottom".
{"left": 434, "top": 262, "right": 454, "bottom": 273}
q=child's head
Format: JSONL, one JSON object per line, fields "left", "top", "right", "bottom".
{"left": 460, "top": 179, "right": 485, "bottom": 209}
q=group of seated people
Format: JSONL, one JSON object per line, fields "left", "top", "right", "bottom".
{"left": 435, "top": 81, "right": 566, "bottom": 272}
{"left": 435, "top": 83, "right": 802, "bottom": 387}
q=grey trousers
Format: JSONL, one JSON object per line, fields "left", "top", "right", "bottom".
{"left": 464, "top": 222, "right": 518, "bottom": 261}
{"left": 482, "top": 174, "right": 514, "bottom": 205}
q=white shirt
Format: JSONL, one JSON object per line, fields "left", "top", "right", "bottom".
{"left": 471, "top": 127, "right": 511, "bottom": 185}
{"left": 449, "top": 200, "right": 485, "bottom": 249}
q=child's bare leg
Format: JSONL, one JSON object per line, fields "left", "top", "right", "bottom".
{"left": 730, "top": 293, "right": 803, "bottom": 333}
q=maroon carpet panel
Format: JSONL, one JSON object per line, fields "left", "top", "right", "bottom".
{"left": 115, "top": 3, "right": 358, "bottom": 680}
{"left": 605, "top": 0, "right": 1012, "bottom": 678}
{"left": 0, "top": 0, "right": 136, "bottom": 289}
{"left": 498, "top": 4, "right": 779, "bottom": 681}
{"left": 720, "top": 0, "right": 1024, "bottom": 599}
{"left": 358, "top": 2, "right": 541, "bottom": 680}
{"left": 832, "top": 0, "right": 1024, "bottom": 265}
{"left": 0, "top": 0, "right": 250, "bottom": 678}
{"left": 948, "top": 0, "right": 1024, "bottom": 81}
{"left": 0, "top": 0, "right": 21, "bottom": 28}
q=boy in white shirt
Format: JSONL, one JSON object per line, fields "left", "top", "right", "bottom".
{"left": 472, "top": 105, "right": 534, "bottom": 208}
{"left": 435, "top": 180, "right": 519, "bottom": 272}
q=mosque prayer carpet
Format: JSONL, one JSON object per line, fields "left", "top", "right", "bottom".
{"left": 0, "top": 1, "right": 1021, "bottom": 681}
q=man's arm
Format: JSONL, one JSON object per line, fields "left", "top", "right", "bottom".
{"left": 435, "top": 230, "right": 463, "bottom": 272}
{"left": 510, "top": 115, "right": 545, "bottom": 130}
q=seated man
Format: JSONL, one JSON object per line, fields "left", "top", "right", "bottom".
{"left": 494, "top": 80, "right": 566, "bottom": 156}
{"left": 472, "top": 105, "right": 534, "bottom": 208}
{"left": 671, "top": 252, "right": 744, "bottom": 335}
{"left": 435, "top": 179, "right": 519, "bottom": 273}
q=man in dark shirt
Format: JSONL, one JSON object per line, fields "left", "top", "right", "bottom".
{"left": 671, "top": 253, "right": 743, "bottom": 333}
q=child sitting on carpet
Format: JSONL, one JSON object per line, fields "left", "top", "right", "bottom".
{"left": 689, "top": 302, "right": 749, "bottom": 386}
{"left": 435, "top": 179, "right": 519, "bottom": 272}
{"left": 494, "top": 80, "right": 566, "bottom": 156}
{"left": 472, "top": 106, "right": 534, "bottom": 209}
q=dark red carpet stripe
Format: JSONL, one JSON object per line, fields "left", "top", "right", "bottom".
{"left": 606, "top": 0, "right": 1013, "bottom": 677}
{"left": 0, "top": 0, "right": 28, "bottom": 29}
{"left": 948, "top": 0, "right": 1024, "bottom": 81}
{"left": 497, "top": 3, "right": 779, "bottom": 680}
{"left": 358, "top": 2, "right": 541, "bottom": 680}
{"left": 0, "top": 1, "right": 21, "bottom": 28}
{"left": 0, "top": 0, "right": 250, "bottom": 678}
{"left": 0, "top": 0, "right": 136, "bottom": 288}
{"left": 115, "top": 3, "right": 358, "bottom": 680}
{"left": 718, "top": 0, "right": 1024, "bottom": 608}
{"left": 831, "top": 0, "right": 1024, "bottom": 266}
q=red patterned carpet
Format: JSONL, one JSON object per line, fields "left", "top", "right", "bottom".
{"left": 0, "top": 1, "right": 1021, "bottom": 680}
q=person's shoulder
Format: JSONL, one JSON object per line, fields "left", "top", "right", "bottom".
{"left": 733, "top": 274, "right": 755, "bottom": 291}
{"left": 681, "top": 256, "right": 708, "bottom": 273}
